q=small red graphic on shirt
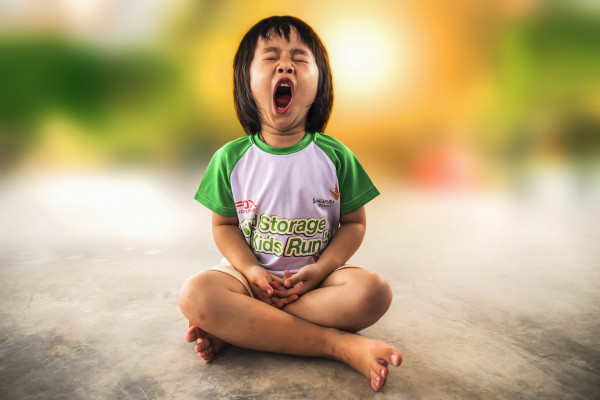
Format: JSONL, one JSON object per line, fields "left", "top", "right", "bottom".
{"left": 329, "top": 184, "right": 340, "bottom": 200}
{"left": 235, "top": 199, "right": 257, "bottom": 209}
{"left": 235, "top": 199, "right": 258, "bottom": 214}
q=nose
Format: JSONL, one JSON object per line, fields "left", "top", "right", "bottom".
{"left": 277, "top": 66, "right": 294, "bottom": 74}
{"left": 277, "top": 59, "right": 294, "bottom": 74}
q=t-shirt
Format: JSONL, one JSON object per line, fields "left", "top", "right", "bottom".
{"left": 195, "top": 132, "right": 379, "bottom": 277}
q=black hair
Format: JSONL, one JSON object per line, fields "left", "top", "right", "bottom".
{"left": 233, "top": 16, "right": 334, "bottom": 135}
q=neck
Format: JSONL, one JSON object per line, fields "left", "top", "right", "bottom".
{"left": 259, "top": 129, "right": 306, "bottom": 148}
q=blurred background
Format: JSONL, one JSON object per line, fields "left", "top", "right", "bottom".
{"left": 2, "top": 3, "right": 599, "bottom": 398}
{"left": 1, "top": 0, "right": 599, "bottom": 189}
{"left": 0, "top": 0, "right": 599, "bottom": 247}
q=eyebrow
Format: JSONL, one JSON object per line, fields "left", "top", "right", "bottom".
{"left": 261, "top": 47, "right": 311, "bottom": 57}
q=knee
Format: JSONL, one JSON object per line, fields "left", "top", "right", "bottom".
{"left": 178, "top": 272, "right": 216, "bottom": 323}
{"left": 358, "top": 270, "right": 393, "bottom": 314}
{"left": 341, "top": 270, "right": 393, "bottom": 332}
{"left": 344, "top": 270, "right": 392, "bottom": 327}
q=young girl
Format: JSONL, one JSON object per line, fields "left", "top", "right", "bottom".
{"left": 178, "top": 15, "right": 403, "bottom": 392}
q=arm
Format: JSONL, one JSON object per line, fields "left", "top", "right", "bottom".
{"left": 212, "top": 212, "right": 261, "bottom": 276}
{"left": 282, "top": 206, "right": 367, "bottom": 295}
{"left": 212, "top": 212, "right": 297, "bottom": 306}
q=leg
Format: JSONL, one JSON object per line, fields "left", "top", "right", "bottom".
{"left": 182, "top": 269, "right": 250, "bottom": 363}
{"left": 282, "top": 267, "right": 393, "bottom": 332}
{"left": 178, "top": 270, "right": 402, "bottom": 391}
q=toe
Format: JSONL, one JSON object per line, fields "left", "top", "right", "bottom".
{"left": 369, "top": 358, "right": 389, "bottom": 391}
{"left": 196, "top": 340, "right": 213, "bottom": 354}
{"left": 369, "top": 370, "right": 378, "bottom": 391}
{"left": 185, "top": 326, "right": 199, "bottom": 343}
{"left": 370, "top": 370, "right": 383, "bottom": 392}
{"left": 197, "top": 337, "right": 212, "bottom": 351}
{"left": 372, "top": 361, "right": 388, "bottom": 377}
{"left": 391, "top": 351, "right": 403, "bottom": 367}
{"left": 379, "top": 366, "right": 388, "bottom": 379}
{"left": 199, "top": 347, "right": 213, "bottom": 357}
{"left": 373, "top": 359, "right": 388, "bottom": 375}
{"left": 383, "top": 347, "right": 403, "bottom": 367}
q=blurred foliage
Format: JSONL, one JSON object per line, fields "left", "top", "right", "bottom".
{"left": 0, "top": 1, "right": 598, "bottom": 182}
{"left": 0, "top": 35, "right": 187, "bottom": 167}
{"left": 495, "top": 4, "right": 600, "bottom": 164}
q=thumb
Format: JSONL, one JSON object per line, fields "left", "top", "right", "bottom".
{"left": 285, "top": 270, "right": 304, "bottom": 288}
{"left": 257, "top": 276, "right": 274, "bottom": 296}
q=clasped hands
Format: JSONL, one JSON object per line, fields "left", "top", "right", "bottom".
{"left": 245, "top": 264, "right": 326, "bottom": 308}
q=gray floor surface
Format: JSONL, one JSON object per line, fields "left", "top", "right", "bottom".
{"left": 1, "top": 170, "right": 598, "bottom": 399}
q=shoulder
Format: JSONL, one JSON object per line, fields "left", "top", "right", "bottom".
{"left": 313, "top": 133, "right": 351, "bottom": 153}
{"left": 216, "top": 135, "right": 254, "bottom": 156}
{"left": 210, "top": 135, "right": 254, "bottom": 167}
{"left": 312, "top": 133, "right": 357, "bottom": 165}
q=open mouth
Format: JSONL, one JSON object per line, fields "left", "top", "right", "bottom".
{"left": 273, "top": 78, "right": 293, "bottom": 114}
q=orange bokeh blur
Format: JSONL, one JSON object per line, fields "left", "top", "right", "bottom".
{"left": 1, "top": 0, "right": 598, "bottom": 192}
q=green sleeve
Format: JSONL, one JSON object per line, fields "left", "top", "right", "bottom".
{"left": 194, "top": 137, "right": 252, "bottom": 217}
{"left": 314, "top": 133, "right": 380, "bottom": 214}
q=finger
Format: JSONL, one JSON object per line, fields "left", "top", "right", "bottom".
{"left": 284, "top": 281, "right": 305, "bottom": 296}
{"left": 284, "top": 270, "right": 297, "bottom": 287}
{"left": 284, "top": 275, "right": 298, "bottom": 288}
{"left": 270, "top": 274, "right": 286, "bottom": 284}
{"left": 271, "top": 285, "right": 293, "bottom": 297}
{"left": 255, "top": 277, "right": 274, "bottom": 296}
{"left": 278, "top": 294, "right": 299, "bottom": 306}
{"left": 270, "top": 280, "right": 281, "bottom": 290}
{"left": 270, "top": 295, "right": 288, "bottom": 305}
{"left": 253, "top": 287, "right": 273, "bottom": 305}
{"left": 268, "top": 296, "right": 286, "bottom": 309}
{"left": 272, "top": 282, "right": 305, "bottom": 298}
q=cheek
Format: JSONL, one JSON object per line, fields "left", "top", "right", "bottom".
{"left": 249, "top": 67, "right": 269, "bottom": 102}
{"left": 304, "top": 68, "right": 319, "bottom": 101}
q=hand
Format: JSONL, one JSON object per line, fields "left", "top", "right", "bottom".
{"left": 268, "top": 274, "right": 300, "bottom": 308}
{"left": 282, "top": 264, "right": 328, "bottom": 297}
{"left": 243, "top": 266, "right": 298, "bottom": 308}
{"left": 243, "top": 265, "right": 277, "bottom": 305}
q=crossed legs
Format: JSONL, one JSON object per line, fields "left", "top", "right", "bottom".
{"left": 178, "top": 267, "right": 402, "bottom": 391}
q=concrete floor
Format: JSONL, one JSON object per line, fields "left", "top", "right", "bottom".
{"left": 0, "top": 169, "right": 599, "bottom": 399}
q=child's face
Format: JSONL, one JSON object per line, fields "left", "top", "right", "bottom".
{"left": 250, "top": 28, "right": 319, "bottom": 135}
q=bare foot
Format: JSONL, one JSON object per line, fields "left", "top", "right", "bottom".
{"left": 334, "top": 334, "right": 403, "bottom": 392}
{"left": 185, "top": 325, "right": 228, "bottom": 364}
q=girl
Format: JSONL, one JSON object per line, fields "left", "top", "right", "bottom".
{"left": 178, "top": 15, "right": 402, "bottom": 392}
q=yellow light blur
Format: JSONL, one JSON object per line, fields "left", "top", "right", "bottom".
{"left": 323, "top": 18, "right": 410, "bottom": 98}
{"left": 316, "top": 6, "right": 420, "bottom": 113}
{"left": 1, "top": 0, "right": 598, "bottom": 192}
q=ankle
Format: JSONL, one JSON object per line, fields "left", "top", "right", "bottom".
{"left": 323, "top": 328, "right": 350, "bottom": 362}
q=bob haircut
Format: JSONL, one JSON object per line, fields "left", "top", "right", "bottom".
{"left": 233, "top": 16, "right": 334, "bottom": 135}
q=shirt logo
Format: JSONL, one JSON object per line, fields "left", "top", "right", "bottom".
{"left": 329, "top": 184, "right": 340, "bottom": 200}
{"left": 312, "top": 184, "right": 339, "bottom": 208}
{"left": 236, "top": 199, "right": 258, "bottom": 214}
